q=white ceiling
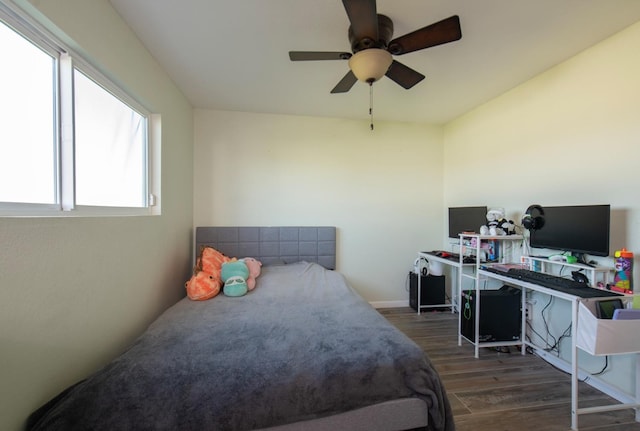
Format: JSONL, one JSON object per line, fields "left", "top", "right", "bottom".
{"left": 109, "top": 0, "right": 640, "bottom": 125}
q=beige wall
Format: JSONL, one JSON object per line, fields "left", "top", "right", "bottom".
{"left": 194, "top": 110, "right": 444, "bottom": 302}
{"left": 444, "top": 20, "right": 640, "bottom": 283}
{"left": 443, "top": 21, "right": 640, "bottom": 397}
{"left": 194, "top": 20, "right": 640, "bottom": 302}
{"left": 0, "top": 1, "right": 194, "bottom": 430}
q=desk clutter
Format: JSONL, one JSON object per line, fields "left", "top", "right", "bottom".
{"left": 424, "top": 250, "right": 477, "bottom": 264}
{"left": 612, "top": 248, "right": 634, "bottom": 293}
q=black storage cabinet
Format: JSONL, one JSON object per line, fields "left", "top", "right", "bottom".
{"left": 409, "top": 272, "right": 446, "bottom": 311}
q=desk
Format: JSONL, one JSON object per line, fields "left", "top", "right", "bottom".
{"left": 419, "top": 235, "right": 523, "bottom": 316}
{"left": 480, "top": 269, "right": 640, "bottom": 430}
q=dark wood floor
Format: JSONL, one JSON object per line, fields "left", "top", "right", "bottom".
{"left": 380, "top": 307, "right": 640, "bottom": 431}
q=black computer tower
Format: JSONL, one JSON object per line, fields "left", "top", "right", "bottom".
{"left": 461, "top": 286, "right": 521, "bottom": 342}
{"left": 409, "top": 273, "right": 446, "bottom": 311}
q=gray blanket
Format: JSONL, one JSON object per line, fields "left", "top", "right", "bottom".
{"left": 28, "top": 262, "right": 454, "bottom": 431}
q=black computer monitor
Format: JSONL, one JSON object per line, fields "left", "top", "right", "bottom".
{"left": 448, "top": 206, "right": 487, "bottom": 239}
{"left": 529, "top": 204, "right": 610, "bottom": 257}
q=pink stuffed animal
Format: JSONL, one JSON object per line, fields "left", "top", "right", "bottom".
{"left": 243, "top": 257, "right": 262, "bottom": 290}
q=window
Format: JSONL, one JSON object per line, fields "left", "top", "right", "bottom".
{"left": 0, "top": 18, "right": 56, "bottom": 205}
{"left": 0, "top": 5, "right": 158, "bottom": 216}
{"left": 74, "top": 70, "right": 147, "bottom": 208}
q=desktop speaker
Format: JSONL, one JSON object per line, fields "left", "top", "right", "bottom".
{"left": 409, "top": 273, "right": 446, "bottom": 311}
{"left": 461, "top": 286, "right": 521, "bottom": 342}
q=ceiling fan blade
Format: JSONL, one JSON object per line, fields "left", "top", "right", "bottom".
{"left": 331, "top": 70, "right": 358, "bottom": 93}
{"left": 385, "top": 60, "right": 425, "bottom": 89}
{"left": 388, "top": 15, "right": 461, "bottom": 56}
{"left": 289, "top": 51, "right": 352, "bottom": 61}
{"left": 342, "top": 0, "right": 378, "bottom": 43}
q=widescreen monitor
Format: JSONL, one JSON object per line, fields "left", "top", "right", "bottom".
{"left": 529, "top": 204, "right": 610, "bottom": 257}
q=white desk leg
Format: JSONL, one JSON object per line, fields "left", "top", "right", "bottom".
{"left": 417, "top": 265, "right": 421, "bottom": 315}
{"left": 458, "top": 261, "right": 463, "bottom": 346}
{"left": 521, "top": 289, "right": 526, "bottom": 355}
{"left": 636, "top": 353, "right": 640, "bottom": 422}
{"left": 452, "top": 267, "right": 458, "bottom": 314}
{"left": 571, "top": 300, "right": 579, "bottom": 430}
{"left": 474, "top": 284, "right": 480, "bottom": 359}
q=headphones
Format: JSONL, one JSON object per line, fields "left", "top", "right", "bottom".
{"left": 521, "top": 204, "right": 545, "bottom": 230}
{"left": 414, "top": 256, "right": 428, "bottom": 275}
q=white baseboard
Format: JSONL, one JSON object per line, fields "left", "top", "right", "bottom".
{"left": 369, "top": 300, "right": 409, "bottom": 309}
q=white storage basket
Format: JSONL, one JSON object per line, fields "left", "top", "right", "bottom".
{"left": 576, "top": 300, "right": 640, "bottom": 356}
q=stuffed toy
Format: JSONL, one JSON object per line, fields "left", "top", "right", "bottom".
{"left": 480, "top": 208, "right": 515, "bottom": 236}
{"left": 200, "top": 246, "right": 234, "bottom": 276}
{"left": 185, "top": 246, "right": 234, "bottom": 301}
{"left": 185, "top": 271, "right": 221, "bottom": 301}
{"left": 243, "top": 257, "right": 262, "bottom": 290}
{"left": 220, "top": 258, "right": 262, "bottom": 296}
{"left": 498, "top": 218, "right": 516, "bottom": 235}
{"left": 221, "top": 260, "right": 250, "bottom": 297}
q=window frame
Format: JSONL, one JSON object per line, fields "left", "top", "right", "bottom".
{"left": 0, "top": 1, "right": 160, "bottom": 217}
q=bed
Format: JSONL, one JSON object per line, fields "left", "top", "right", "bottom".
{"left": 27, "top": 227, "right": 454, "bottom": 431}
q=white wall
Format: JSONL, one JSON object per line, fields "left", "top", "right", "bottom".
{"left": 194, "top": 110, "right": 444, "bottom": 303}
{"left": 0, "top": 1, "right": 194, "bottom": 430}
{"left": 443, "top": 21, "right": 640, "bottom": 251}
{"left": 443, "top": 21, "right": 640, "bottom": 397}
{"left": 444, "top": 19, "right": 640, "bottom": 289}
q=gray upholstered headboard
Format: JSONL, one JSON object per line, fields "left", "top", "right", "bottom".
{"left": 195, "top": 226, "right": 337, "bottom": 270}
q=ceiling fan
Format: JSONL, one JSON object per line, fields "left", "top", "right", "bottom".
{"left": 289, "top": 0, "right": 462, "bottom": 93}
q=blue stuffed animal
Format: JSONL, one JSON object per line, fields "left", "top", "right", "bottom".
{"left": 221, "top": 260, "right": 250, "bottom": 297}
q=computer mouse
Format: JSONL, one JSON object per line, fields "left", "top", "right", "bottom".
{"left": 571, "top": 271, "right": 589, "bottom": 284}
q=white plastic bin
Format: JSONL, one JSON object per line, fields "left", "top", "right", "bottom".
{"left": 576, "top": 300, "right": 640, "bottom": 355}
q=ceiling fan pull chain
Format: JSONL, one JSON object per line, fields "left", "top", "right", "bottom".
{"left": 369, "top": 82, "right": 374, "bottom": 130}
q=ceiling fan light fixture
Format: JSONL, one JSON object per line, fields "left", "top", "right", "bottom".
{"left": 348, "top": 48, "right": 392, "bottom": 83}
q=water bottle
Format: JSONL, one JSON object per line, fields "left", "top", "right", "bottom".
{"left": 613, "top": 248, "right": 634, "bottom": 292}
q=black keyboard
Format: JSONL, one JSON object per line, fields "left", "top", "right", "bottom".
{"left": 483, "top": 267, "right": 621, "bottom": 298}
